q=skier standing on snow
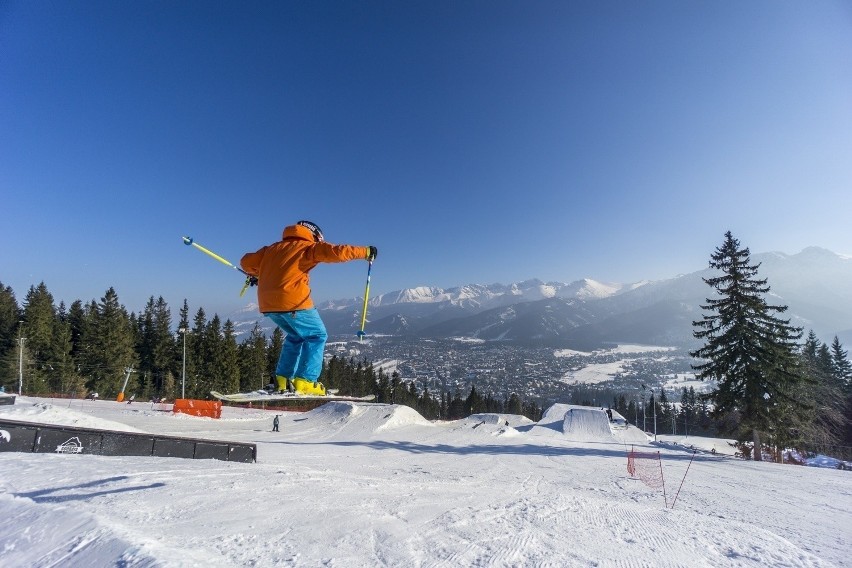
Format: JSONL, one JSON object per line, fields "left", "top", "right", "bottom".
{"left": 272, "top": 415, "right": 280, "bottom": 432}
{"left": 241, "top": 221, "right": 377, "bottom": 396}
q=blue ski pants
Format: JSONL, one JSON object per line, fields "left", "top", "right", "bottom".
{"left": 266, "top": 309, "right": 328, "bottom": 383}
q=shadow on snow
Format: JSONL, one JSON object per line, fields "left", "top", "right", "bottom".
{"left": 18, "top": 475, "right": 166, "bottom": 504}
{"left": 269, "top": 439, "right": 718, "bottom": 462}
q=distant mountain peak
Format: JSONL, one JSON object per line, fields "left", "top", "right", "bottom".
{"left": 323, "top": 277, "right": 638, "bottom": 311}
{"left": 798, "top": 246, "right": 847, "bottom": 260}
{"left": 761, "top": 246, "right": 847, "bottom": 262}
{"left": 235, "top": 245, "right": 851, "bottom": 347}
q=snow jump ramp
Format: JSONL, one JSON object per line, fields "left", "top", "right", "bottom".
{"left": 0, "top": 418, "right": 256, "bottom": 463}
{"left": 533, "top": 404, "right": 649, "bottom": 444}
{"left": 562, "top": 407, "right": 616, "bottom": 442}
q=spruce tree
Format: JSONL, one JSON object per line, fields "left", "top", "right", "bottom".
{"left": 447, "top": 387, "right": 466, "bottom": 419}
{"left": 506, "top": 393, "right": 524, "bottom": 416}
{"left": 217, "top": 319, "right": 241, "bottom": 395}
{"left": 267, "top": 327, "right": 284, "bottom": 380}
{"left": 187, "top": 307, "right": 207, "bottom": 397}
{"left": 239, "top": 323, "right": 268, "bottom": 391}
{"left": 831, "top": 337, "right": 852, "bottom": 446}
{"left": 75, "top": 300, "right": 100, "bottom": 389}
{"left": 798, "top": 333, "right": 846, "bottom": 448}
{"left": 152, "top": 297, "right": 175, "bottom": 396}
{"left": 21, "top": 283, "right": 57, "bottom": 394}
{"left": 465, "top": 385, "right": 483, "bottom": 415}
{"left": 136, "top": 296, "right": 175, "bottom": 397}
{"left": 0, "top": 283, "right": 21, "bottom": 390}
{"left": 0, "top": 283, "right": 20, "bottom": 359}
{"left": 67, "top": 300, "right": 86, "bottom": 361}
{"left": 51, "top": 302, "right": 84, "bottom": 395}
{"left": 691, "top": 232, "right": 804, "bottom": 460}
{"left": 137, "top": 298, "right": 157, "bottom": 395}
{"left": 197, "top": 312, "right": 222, "bottom": 398}
{"left": 87, "top": 288, "right": 137, "bottom": 397}
{"left": 374, "top": 367, "right": 390, "bottom": 403}
{"left": 679, "top": 388, "right": 693, "bottom": 436}
{"left": 830, "top": 337, "right": 852, "bottom": 385}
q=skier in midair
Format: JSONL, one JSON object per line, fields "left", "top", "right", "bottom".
{"left": 241, "top": 221, "right": 377, "bottom": 396}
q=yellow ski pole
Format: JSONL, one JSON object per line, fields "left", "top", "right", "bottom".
{"left": 182, "top": 236, "right": 255, "bottom": 296}
{"left": 356, "top": 260, "right": 373, "bottom": 341}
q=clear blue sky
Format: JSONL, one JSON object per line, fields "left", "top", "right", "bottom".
{"left": 2, "top": 1, "right": 850, "bottom": 318}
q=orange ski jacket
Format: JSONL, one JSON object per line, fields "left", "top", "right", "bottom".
{"left": 240, "top": 224, "right": 369, "bottom": 313}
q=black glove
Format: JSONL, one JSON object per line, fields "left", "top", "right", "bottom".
{"left": 367, "top": 246, "right": 378, "bottom": 262}
{"left": 248, "top": 276, "right": 258, "bottom": 287}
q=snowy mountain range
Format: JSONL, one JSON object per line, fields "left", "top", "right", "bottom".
{"left": 321, "top": 278, "right": 645, "bottom": 311}
{"left": 236, "top": 247, "right": 852, "bottom": 348}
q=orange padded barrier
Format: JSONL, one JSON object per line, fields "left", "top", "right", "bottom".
{"left": 173, "top": 399, "right": 222, "bottom": 419}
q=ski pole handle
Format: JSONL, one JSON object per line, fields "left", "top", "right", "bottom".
{"left": 240, "top": 276, "right": 258, "bottom": 297}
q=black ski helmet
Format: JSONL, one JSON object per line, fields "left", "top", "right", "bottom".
{"left": 297, "top": 220, "right": 324, "bottom": 242}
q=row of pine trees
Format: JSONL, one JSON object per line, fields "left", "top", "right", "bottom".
{"left": 609, "top": 386, "right": 719, "bottom": 438}
{"left": 3, "top": 233, "right": 851, "bottom": 457}
{"left": 0, "top": 283, "right": 247, "bottom": 400}
{"left": 325, "top": 356, "right": 542, "bottom": 421}
{"left": 0, "top": 281, "right": 543, "bottom": 420}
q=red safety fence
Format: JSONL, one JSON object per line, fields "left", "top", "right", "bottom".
{"left": 627, "top": 446, "right": 667, "bottom": 507}
{"left": 627, "top": 446, "right": 697, "bottom": 509}
{"left": 173, "top": 399, "right": 222, "bottom": 419}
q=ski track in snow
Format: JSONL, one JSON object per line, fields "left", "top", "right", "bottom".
{"left": 0, "top": 397, "right": 849, "bottom": 567}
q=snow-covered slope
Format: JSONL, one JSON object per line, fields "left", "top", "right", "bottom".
{"left": 1, "top": 397, "right": 848, "bottom": 567}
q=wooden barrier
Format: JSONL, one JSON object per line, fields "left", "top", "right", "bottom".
{"left": 173, "top": 399, "right": 222, "bottom": 419}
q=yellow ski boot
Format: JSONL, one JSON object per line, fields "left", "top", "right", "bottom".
{"left": 275, "top": 375, "right": 292, "bottom": 393}
{"left": 293, "top": 378, "right": 326, "bottom": 396}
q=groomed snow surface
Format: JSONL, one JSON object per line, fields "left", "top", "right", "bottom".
{"left": 1, "top": 398, "right": 849, "bottom": 567}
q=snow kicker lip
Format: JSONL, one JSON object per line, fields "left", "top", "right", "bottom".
{"left": 0, "top": 418, "right": 257, "bottom": 463}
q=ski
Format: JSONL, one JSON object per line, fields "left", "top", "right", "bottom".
{"left": 210, "top": 390, "right": 376, "bottom": 403}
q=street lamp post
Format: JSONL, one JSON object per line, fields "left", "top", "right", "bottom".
{"left": 18, "top": 321, "right": 25, "bottom": 396}
{"left": 18, "top": 338, "right": 26, "bottom": 395}
{"left": 178, "top": 328, "right": 187, "bottom": 399}
{"left": 652, "top": 390, "right": 657, "bottom": 441}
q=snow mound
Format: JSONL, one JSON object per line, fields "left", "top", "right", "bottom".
{"left": 447, "top": 415, "right": 524, "bottom": 437}
{"left": 303, "top": 402, "right": 431, "bottom": 437}
{"left": 304, "top": 400, "right": 361, "bottom": 424}
{"left": 468, "top": 413, "right": 535, "bottom": 428}
{"left": 376, "top": 404, "right": 433, "bottom": 431}
{"left": 0, "top": 399, "right": 146, "bottom": 433}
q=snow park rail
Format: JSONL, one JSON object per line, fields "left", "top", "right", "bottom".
{"left": 0, "top": 418, "right": 256, "bottom": 463}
